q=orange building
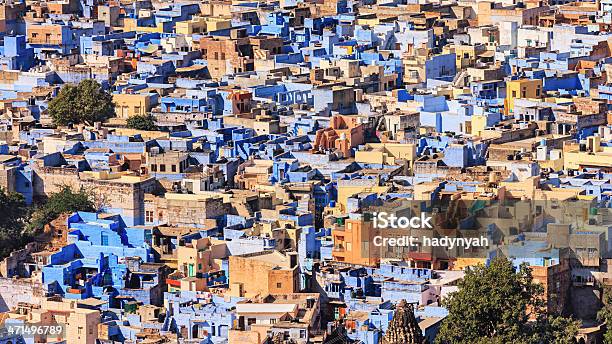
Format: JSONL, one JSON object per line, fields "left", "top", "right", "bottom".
{"left": 331, "top": 216, "right": 379, "bottom": 266}
{"left": 28, "top": 24, "right": 65, "bottom": 45}
{"left": 221, "top": 87, "right": 253, "bottom": 114}
{"left": 312, "top": 115, "right": 365, "bottom": 157}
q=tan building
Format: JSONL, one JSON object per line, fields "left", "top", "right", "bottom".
{"left": 143, "top": 192, "right": 229, "bottom": 227}
{"left": 113, "top": 93, "right": 157, "bottom": 119}
{"left": 228, "top": 251, "right": 300, "bottom": 297}
{"left": 6, "top": 297, "right": 101, "bottom": 344}
{"left": 477, "top": 2, "right": 549, "bottom": 26}
{"left": 563, "top": 136, "right": 612, "bottom": 171}
{"left": 0, "top": 155, "right": 19, "bottom": 192}
{"left": 355, "top": 143, "right": 417, "bottom": 167}
{"left": 30, "top": 156, "right": 158, "bottom": 225}
{"left": 177, "top": 236, "right": 225, "bottom": 278}
{"left": 235, "top": 159, "right": 273, "bottom": 190}
{"left": 200, "top": 29, "right": 254, "bottom": 79}
{"left": 229, "top": 293, "right": 321, "bottom": 344}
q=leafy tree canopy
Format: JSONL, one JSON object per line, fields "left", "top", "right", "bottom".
{"left": 0, "top": 188, "right": 29, "bottom": 259}
{"left": 126, "top": 114, "right": 157, "bottom": 131}
{"left": 28, "top": 186, "right": 95, "bottom": 232}
{"left": 48, "top": 79, "right": 115, "bottom": 126}
{"left": 435, "top": 257, "right": 580, "bottom": 344}
{"left": 598, "top": 288, "right": 612, "bottom": 344}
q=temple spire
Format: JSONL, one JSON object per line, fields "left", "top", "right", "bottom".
{"left": 381, "top": 300, "right": 424, "bottom": 344}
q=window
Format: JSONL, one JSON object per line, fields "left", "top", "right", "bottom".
{"left": 145, "top": 210, "right": 154, "bottom": 223}
{"left": 247, "top": 318, "right": 256, "bottom": 326}
{"left": 198, "top": 263, "right": 202, "bottom": 270}
{"left": 101, "top": 233, "right": 109, "bottom": 246}
{"left": 171, "top": 165, "right": 177, "bottom": 172}
{"left": 151, "top": 164, "right": 157, "bottom": 172}
{"left": 276, "top": 282, "right": 282, "bottom": 288}
{"left": 160, "top": 164, "right": 166, "bottom": 172}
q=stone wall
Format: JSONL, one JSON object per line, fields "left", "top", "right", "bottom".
{"left": 0, "top": 277, "right": 45, "bottom": 312}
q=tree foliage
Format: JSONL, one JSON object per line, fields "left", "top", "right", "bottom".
{"left": 598, "top": 288, "right": 612, "bottom": 344}
{"left": 126, "top": 114, "right": 157, "bottom": 131}
{"left": 0, "top": 188, "right": 29, "bottom": 259}
{"left": 48, "top": 79, "right": 115, "bottom": 126}
{"left": 435, "top": 257, "right": 580, "bottom": 344}
{"left": 28, "top": 186, "right": 96, "bottom": 232}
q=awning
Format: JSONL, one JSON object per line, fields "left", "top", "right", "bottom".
{"left": 478, "top": 50, "right": 495, "bottom": 58}
{"left": 175, "top": 64, "right": 206, "bottom": 73}
{"left": 138, "top": 44, "right": 159, "bottom": 54}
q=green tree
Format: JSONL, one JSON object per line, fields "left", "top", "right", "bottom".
{"left": 541, "top": 315, "right": 581, "bottom": 344}
{"left": 28, "top": 186, "right": 96, "bottom": 232}
{"left": 126, "top": 114, "right": 157, "bottom": 131}
{"left": 435, "top": 257, "right": 579, "bottom": 344}
{"left": 48, "top": 79, "right": 115, "bottom": 126}
{"left": 598, "top": 288, "right": 612, "bottom": 344}
{"left": 0, "top": 188, "right": 29, "bottom": 259}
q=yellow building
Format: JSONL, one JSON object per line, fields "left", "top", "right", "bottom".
{"left": 470, "top": 114, "right": 488, "bottom": 136}
{"left": 452, "top": 257, "right": 487, "bottom": 271}
{"left": 113, "top": 93, "right": 156, "bottom": 119}
{"left": 176, "top": 17, "right": 207, "bottom": 35}
{"left": 123, "top": 18, "right": 165, "bottom": 33}
{"left": 8, "top": 297, "right": 101, "bottom": 344}
{"left": 563, "top": 136, "right": 612, "bottom": 170}
{"left": 113, "top": 127, "right": 169, "bottom": 140}
{"left": 205, "top": 17, "right": 232, "bottom": 32}
{"left": 505, "top": 79, "right": 543, "bottom": 115}
{"left": 356, "top": 17, "right": 380, "bottom": 26}
{"left": 175, "top": 16, "right": 231, "bottom": 35}
{"left": 536, "top": 148, "right": 564, "bottom": 171}
{"left": 355, "top": 143, "right": 417, "bottom": 166}
{"left": 445, "top": 44, "right": 487, "bottom": 69}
